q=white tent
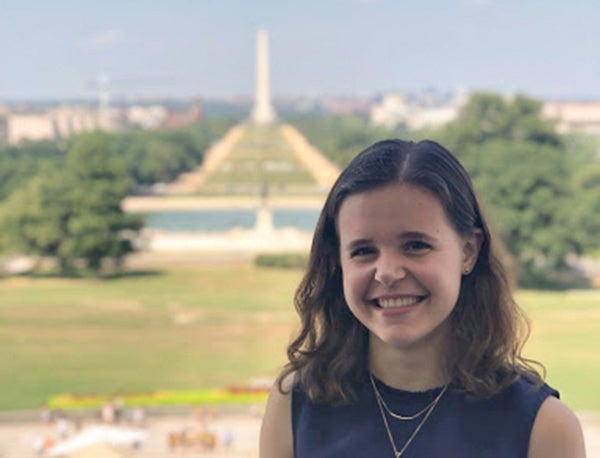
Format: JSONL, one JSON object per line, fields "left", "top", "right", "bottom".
{"left": 67, "top": 443, "right": 124, "bottom": 458}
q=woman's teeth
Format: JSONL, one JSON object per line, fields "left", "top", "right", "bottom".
{"left": 377, "top": 296, "right": 422, "bottom": 308}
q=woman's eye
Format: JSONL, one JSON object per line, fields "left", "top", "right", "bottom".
{"left": 405, "top": 241, "right": 431, "bottom": 252}
{"left": 350, "top": 247, "right": 375, "bottom": 258}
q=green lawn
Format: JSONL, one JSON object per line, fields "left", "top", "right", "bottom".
{"left": 203, "top": 125, "right": 321, "bottom": 194}
{"left": 517, "top": 289, "right": 600, "bottom": 411}
{"left": 1, "top": 265, "right": 598, "bottom": 412}
{"left": 0, "top": 265, "right": 301, "bottom": 411}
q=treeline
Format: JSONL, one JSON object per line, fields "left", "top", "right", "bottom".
{"left": 289, "top": 93, "right": 600, "bottom": 288}
{"left": 3, "top": 96, "right": 600, "bottom": 287}
{"left": 0, "top": 117, "right": 237, "bottom": 276}
{"left": 284, "top": 113, "right": 412, "bottom": 166}
{"left": 0, "top": 117, "right": 237, "bottom": 200}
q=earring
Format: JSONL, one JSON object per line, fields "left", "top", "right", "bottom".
{"left": 463, "top": 267, "right": 471, "bottom": 275}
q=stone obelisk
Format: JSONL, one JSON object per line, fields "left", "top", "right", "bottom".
{"left": 250, "top": 29, "right": 277, "bottom": 125}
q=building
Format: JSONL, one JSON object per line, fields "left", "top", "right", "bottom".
{"left": 0, "top": 99, "right": 203, "bottom": 146}
{"left": 127, "top": 105, "right": 169, "bottom": 130}
{"left": 542, "top": 101, "right": 600, "bottom": 137}
{"left": 370, "top": 93, "right": 411, "bottom": 129}
{"left": 370, "top": 90, "right": 467, "bottom": 131}
{"left": 2, "top": 105, "right": 102, "bottom": 145}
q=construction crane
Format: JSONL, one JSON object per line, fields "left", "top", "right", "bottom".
{"left": 87, "top": 73, "right": 178, "bottom": 127}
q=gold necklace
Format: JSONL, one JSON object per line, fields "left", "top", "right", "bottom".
{"left": 370, "top": 373, "right": 445, "bottom": 421}
{"left": 369, "top": 373, "right": 448, "bottom": 458}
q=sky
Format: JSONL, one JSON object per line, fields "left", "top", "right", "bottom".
{"left": 1, "top": 0, "right": 599, "bottom": 101}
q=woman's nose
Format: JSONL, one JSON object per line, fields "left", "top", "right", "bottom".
{"left": 374, "top": 253, "right": 407, "bottom": 287}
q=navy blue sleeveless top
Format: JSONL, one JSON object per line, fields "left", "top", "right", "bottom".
{"left": 292, "top": 376, "right": 558, "bottom": 457}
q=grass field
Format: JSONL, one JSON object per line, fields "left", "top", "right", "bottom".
{"left": 1, "top": 264, "right": 598, "bottom": 412}
{"left": 517, "top": 289, "right": 600, "bottom": 411}
{"left": 202, "top": 125, "right": 320, "bottom": 194}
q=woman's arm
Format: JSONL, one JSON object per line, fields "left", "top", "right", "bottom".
{"left": 528, "top": 396, "right": 586, "bottom": 457}
{"left": 259, "top": 377, "right": 294, "bottom": 458}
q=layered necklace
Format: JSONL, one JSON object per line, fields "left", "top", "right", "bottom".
{"left": 369, "top": 373, "right": 448, "bottom": 458}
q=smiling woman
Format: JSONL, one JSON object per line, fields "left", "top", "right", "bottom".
{"left": 337, "top": 182, "right": 480, "bottom": 358}
{"left": 259, "top": 139, "right": 586, "bottom": 458}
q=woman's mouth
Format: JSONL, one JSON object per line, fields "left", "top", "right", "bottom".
{"left": 376, "top": 295, "right": 426, "bottom": 308}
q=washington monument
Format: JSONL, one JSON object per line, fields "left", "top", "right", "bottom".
{"left": 250, "top": 29, "right": 277, "bottom": 125}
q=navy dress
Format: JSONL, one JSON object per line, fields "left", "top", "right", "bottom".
{"left": 292, "top": 376, "right": 558, "bottom": 457}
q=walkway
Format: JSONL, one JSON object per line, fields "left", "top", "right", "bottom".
{"left": 0, "top": 411, "right": 262, "bottom": 458}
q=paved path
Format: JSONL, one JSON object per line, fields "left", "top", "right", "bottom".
{"left": 122, "top": 195, "right": 325, "bottom": 212}
{"left": 0, "top": 411, "right": 262, "bottom": 458}
{"left": 280, "top": 124, "right": 340, "bottom": 188}
{"left": 1, "top": 411, "right": 599, "bottom": 457}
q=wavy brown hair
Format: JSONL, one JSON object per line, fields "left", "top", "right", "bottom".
{"left": 279, "top": 139, "right": 543, "bottom": 404}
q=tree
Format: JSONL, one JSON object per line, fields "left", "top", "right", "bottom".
{"left": 432, "top": 92, "right": 599, "bottom": 286}
{"left": 61, "top": 133, "right": 142, "bottom": 274}
{"left": 0, "top": 133, "right": 142, "bottom": 276}
{"left": 0, "top": 171, "right": 72, "bottom": 271}
{"left": 569, "top": 163, "right": 600, "bottom": 255}
{"left": 288, "top": 114, "right": 410, "bottom": 166}
{"left": 0, "top": 140, "right": 65, "bottom": 200}
{"left": 461, "top": 140, "right": 575, "bottom": 281}
{"left": 439, "top": 92, "right": 561, "bottom": 155}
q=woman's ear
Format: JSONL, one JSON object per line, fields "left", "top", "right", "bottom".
{"left": 462, "top": 229, "right": 483, "bottom": 274}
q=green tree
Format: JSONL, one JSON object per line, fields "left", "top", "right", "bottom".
{"left": 438, "top": 93, "right": 561, "bottom": 155}
{"left": 0, "top": 140, "right": 65, "bottom": 200}
{"left": 432, "top": 92, "right": 600, "bottom": 286}
{"left": 288, "top": 114, "right": 410, "bottom": 166}
{"left": 461, "top": 140, "right": 575, "bottom": 281}
{"left": 0, "top": 133, "right": 142, "bottom": 276}
{"left": 0, "top": 171, "right": 72, "bottom": 271}
{"left": 61, "top": 133, "right": 142, "bottom": 274}
{"left": 570, "top": 163, "right": 600, "bottom": 255}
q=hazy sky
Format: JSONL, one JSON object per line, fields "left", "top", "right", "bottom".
{"left": 1, "top": 0, "right": 599, "bottom": 101}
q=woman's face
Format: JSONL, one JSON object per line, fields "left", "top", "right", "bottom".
{"left": 337, "top": 183, "right": 480, "bottom": 353}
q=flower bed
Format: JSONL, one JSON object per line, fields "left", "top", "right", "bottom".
{"left": 47, "top": 386, "right": 269, "bottom": 410}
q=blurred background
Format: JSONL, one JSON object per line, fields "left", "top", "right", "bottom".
{"left": 1, "top": 0, "right": 599, "bottom": 456}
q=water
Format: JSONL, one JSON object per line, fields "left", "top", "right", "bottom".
{"left": 143, "top": 209, "right": 320, "bottom": 232}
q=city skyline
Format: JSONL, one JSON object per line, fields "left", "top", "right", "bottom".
{"left": 1, "top": 0, "right": 599, "bottom": 101}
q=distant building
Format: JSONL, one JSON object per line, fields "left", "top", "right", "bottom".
{"left": 7, "top": 112, "right": 60, "bottom": 145}
{"left": 53, "top": 105, "right": 99, "bottom": 137}
{"left": 4, "top": 105, "right": 101, "bottom": 145}
{"left": 542, "top": 101, "right": 600, "bottom": 136}
{"left": 370, "top": 90, "right": 467, "bottom": 130}
{"left": 127, "top": 105, "right": 169, "bottom": 129}
{"left": 319, "top": 95, "right": 373, "bottom": 115}
{"left": 0, "top": 99, "right": 203, "bottom": 146}
{"left": 370, "top": 93, "right": 411, "bottom": 129}
{"left": 163, "top": 99, "right": 203, "bottom": 129}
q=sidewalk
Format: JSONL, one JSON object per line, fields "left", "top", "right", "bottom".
{"left": 0, "top": 411, "right": 262, "bottom": 458}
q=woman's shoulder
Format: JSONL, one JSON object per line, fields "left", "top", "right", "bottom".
{"left": 488, "top": 376, "right": 585, "bottom": 457}
{"left": 528, "top": 396, "right": 585, "bottom": 458}
{"left": 259, "top": 373, "right": 296, "bottom": 458}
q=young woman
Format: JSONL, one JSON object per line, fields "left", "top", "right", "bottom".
{"left": 260, "top": 139, "right": 585, "bottom": 457}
